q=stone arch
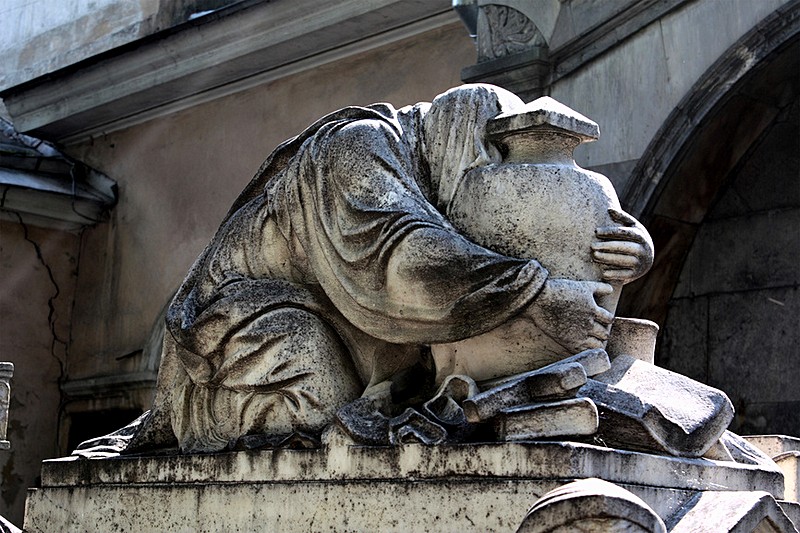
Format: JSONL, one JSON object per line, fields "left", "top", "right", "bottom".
{"left": 618, "top": 4, "right": 799, "bottom": 434}
{"left": 619, "top": 4, "right": 799, "bottom": 324}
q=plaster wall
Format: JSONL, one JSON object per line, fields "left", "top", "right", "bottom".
{"left": 0, "top": 219, "right": 79, "bottom": 524}
{"left": 64, "top": 22, "right": 476, "bottom": 379}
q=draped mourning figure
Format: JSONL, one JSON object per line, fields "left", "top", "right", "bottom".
{"left": 83, "top": 84, "right": 666, "bottom": 455}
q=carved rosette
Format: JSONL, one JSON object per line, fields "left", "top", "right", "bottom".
{"left": 477, "top": 4, "right": 546, "bottom": 62}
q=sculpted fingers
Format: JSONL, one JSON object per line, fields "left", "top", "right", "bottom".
{"left": 587, "top": 281, "right": 614, "bottom": 300}
{"left": 600, "top": 268, "right": 637, "bottom": 282}
{"left": 579, "top": 337, "right": 606, "bottom": 350}
{"left": 595, "top": 225, "right": 645, "bottom": 243}
{"left": 595, "top": 305, "right": 614, "bottom": 327}
{"left": 589, "top": 321, "right": 610, "bottom": 342}
{"left": 608, "top": 207, "right": 638, "bottom": 226}
{"left": 592, "top": 240, "right": 642, "bottom": 258}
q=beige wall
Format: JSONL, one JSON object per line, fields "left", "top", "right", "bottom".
{"left": 0, "top": 219, "right": 79, "bottom": 524}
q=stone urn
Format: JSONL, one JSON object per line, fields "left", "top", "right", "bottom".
{"left": 432, "top": 97, "right": 625, "bottom": 383}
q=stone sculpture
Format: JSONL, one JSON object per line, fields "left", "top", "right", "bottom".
{"left": 54, "top": 84, "right": 797, "bottom": 533}
{"left": 83, "top": 84, "right": 744, "bottom": 462}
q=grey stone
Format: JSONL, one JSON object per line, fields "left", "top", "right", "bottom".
{"left": 478, "top": 347, "right": 610, "bottom": 389}
{"left": 657, "top": 296, "right": 709, "bottom": 383}
{"left": 605, "top": 317, "right": 658, "bottom": 364}
{"left": 774, "top": 452, "right": 799, "bottom": 502}
{"left": 708, "top": 288, "right": 800, "bottom": 409}
{"left": 744, "top": 435, "right": 800, "bottom": 458}
{"left": 487, "top": 95, "right": 600, "bottom": 142}
{"left": 717, "top": 431, "right": 778, "bottom": 467}
{"left": 422, "top": 374, "right": 479, "bottom": 428}
{"left": 388, "top": 408, "right": 447, "bottom": 446}
{"left": 552, "top": 21, "right": 671, "bottom": 168}
{"left": 745, "top": 436, "right": 800, "bottom": 502}
{"left": 710, "top": 102, "right": 800, "bottom": 217}
{"left": 0, "top": 515, "right": 21, "bottom": 533}
{"left": 495, "top": 397, "right": 598, "bottom": 442}
{"left": 781, "top": 501, "right": 800, "bottom": 530}
{"left": 463, "top": 362, "right": 587, "bottom": 423}
{"left": 517, "top": 478, "right": 667, "bottom": 533}
{"left": 731, "top": 401, "right": 800, "bottom": 438}
{"left": 24, "top": 442, "right": 786, "bottom": 532}
{"left": 581, "top": 355, "right": 734, "bottom": 457}
{"left": 667, "top": 490, "right": 798, "bottom": 532}
{"left": 677, "top": 210, "right": 800, "bottom": 296}
{"left": 586, "top": 158, "right": 639, "bottom": 197}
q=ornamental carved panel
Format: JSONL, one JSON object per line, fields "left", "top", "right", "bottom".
{"left": 477, "top": 4, "right": 547, "bottom": 62}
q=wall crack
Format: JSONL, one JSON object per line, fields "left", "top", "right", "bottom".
{"left": 11, "top": 213, "right": 68, "bottom": 382}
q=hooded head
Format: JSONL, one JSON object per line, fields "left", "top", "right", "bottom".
{"left": 422, "top": 84, "right": 525, "bottom": 214}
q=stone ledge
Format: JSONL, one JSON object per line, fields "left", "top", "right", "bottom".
{"left": 25, "top": 441, "right": 790, "bottom": 532}
{"left": 40, "top": 441, "right": 784, "bottom": 496}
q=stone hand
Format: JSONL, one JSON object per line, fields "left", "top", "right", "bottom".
{"left": 526, "top": 278, "right": 614, "bottom": 353}
{"left": 592, "top": 208, "right": 654, "bottom": 283}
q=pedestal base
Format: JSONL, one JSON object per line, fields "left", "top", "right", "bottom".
{"left": 23, "top": 441, "right": 793, "bottom": 532}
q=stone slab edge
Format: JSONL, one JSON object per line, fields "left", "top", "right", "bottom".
{"left": 40, "top": 441, "right": 784, "bottom": 498}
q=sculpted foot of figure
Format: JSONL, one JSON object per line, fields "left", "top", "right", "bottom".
{"left": 525, "top": 279, "right": 615, "bottom": 354}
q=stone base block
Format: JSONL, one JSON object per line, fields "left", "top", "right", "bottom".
{"left": 24, "top": 441, "right": 788, "bottom": 532}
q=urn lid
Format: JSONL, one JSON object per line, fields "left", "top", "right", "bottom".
{"left": 487, "top": 96, "right": 599, "bottom": 143}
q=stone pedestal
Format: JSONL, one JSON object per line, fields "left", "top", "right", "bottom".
{"left": 24, "top": 441, "right": 791, "bottom": 532}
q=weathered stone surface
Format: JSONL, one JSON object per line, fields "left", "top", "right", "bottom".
{"left": 24, "top": 441, "right": 786, "bottom": 532}
{"left": 675, "top": 210, "right": 800, "bottom": 297}
{"left": 667, "top": 490, "right": 798, "bottom": 532}
{"left": 605, "top": 317, "right": 658, "bottom": 364}
{"left": 775, "top": 452, "right": 800, "bottom": 503}
{"left": 708, "top": 288, "right": 800, "bottom": 407}
{"left": 746, "top": 436, "right": 800, "bottom": 503}
{"left": 517, "top": 478, "right": 667, "bottom": 533}
{"left": 745, "top": 435, "right": 800, "bottom": 458}
{"left": 422, "top": 374, "right": 482, "bottom": 441}
{"left": 714, "top": 431, "right": 778, "bottom": 466}
{"left": 581, "top": 355, "right": 734, "bottom": 457}
{"left": 657, "top": 296, "right": 709, "bottom": 383}
{"left": 463, "top": 363, "right": 587, "bottom": 423}
{"left": 0, "top": 362, "right": 11, "bottom": 450}
{"left": 488, "top": 95, "right": 600, "bottom": 141}
{"left": 495, "top": 397, "right": 598, "bottom": 441}
{"left": 112, "top": 84, "right": 654, "bottom": 454}
{"left": 781, "top": 501, "right": 800, "bottom": 529}
{"left": 435, "top": 92, "right": 653, "bottom": 381}
{"left": 536, "top": 347, "right": 611, "bottom": 379}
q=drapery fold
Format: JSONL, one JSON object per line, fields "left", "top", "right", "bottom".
{"left": 145, "top": 84, "right": 550, "bottom": 451}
